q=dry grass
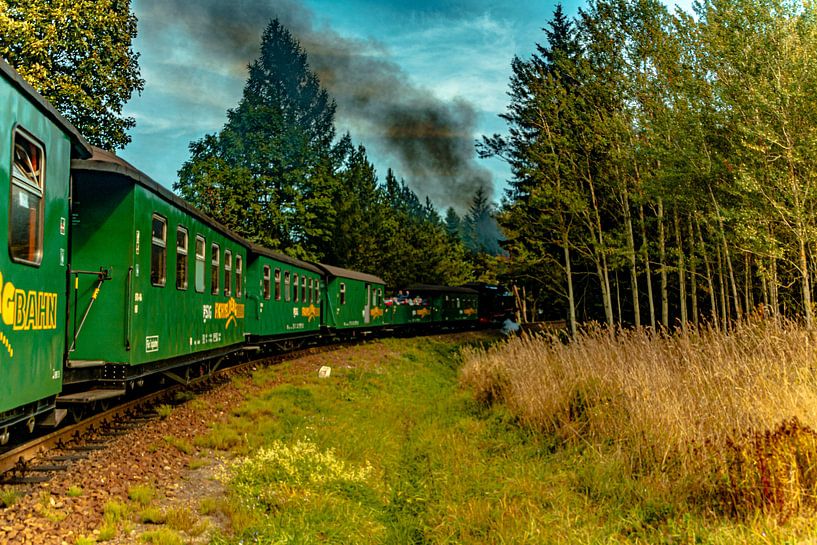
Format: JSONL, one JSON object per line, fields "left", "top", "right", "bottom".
{"left": 460, "top": 318, "right": 817, "bottom": 519}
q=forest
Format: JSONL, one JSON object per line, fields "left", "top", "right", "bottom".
{"left": 486, "top": 0, "right": 817, "bottom": 333}
{"left": 5, "top": 0, "right": 817, "bottom": 334}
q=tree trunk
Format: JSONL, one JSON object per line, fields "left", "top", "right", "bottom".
{"left": 563, "top": 231, "right": 577, "bottom": 336}
{"left": 615, "top": 270, "right": 622, "bottom": 326}
{"left": 688, "top": 219, "right": 698, "bottom": 326}
{"left": 623, "top": 190, "right": 640, "bottom": 327}
{"left": 674, "top": 207, "right": 687, "bottom": 330}
{"left": 586, "top": 173, "right": 614, "bottom": 326}
{"left": 710, "top": 189, "right": 741, "bottom": 320}
{"left": 715, "top": 242, "right": 729, "bottom": 330}
{"left": 658, "top": 200, "right": 669, "bottom": 328}
{"left": 770, "top": 256, "right": 779, "bottom": 317}
{"left": 696, "top": 218, "right": 718, "bottom": 327}
{"left": 799, "top": 233, "right": 813, "bottom": 329}
{"left": 640, "top": 204, "right": 656, "bottom": 328}
{"left": 744, "top": 253, "right": 752, "bottom": 315}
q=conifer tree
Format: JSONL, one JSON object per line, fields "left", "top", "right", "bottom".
{"left": 176, "top": 19, "right": 337, "bottom": 260}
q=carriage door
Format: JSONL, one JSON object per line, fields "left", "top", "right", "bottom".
{"left": 364, "top": 283, "right": 371, "bottom": 324}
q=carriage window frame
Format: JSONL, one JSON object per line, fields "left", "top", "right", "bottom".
{"left": 340, "top": 283, "right": 346, "bottom": 305}
{"left": 194, "top": 235, "right": 205, "bottom": 293}
{"left": 309, "top": 278, "right": 314, "bottom": 304}
{"left": 210, "top": 243, "right": 220, "bottom": 295}
{"left": 224, "top": 249, "right": 232, "bottom": 296}
{"left": 9, "top": 129, "right": 46, "bottom": 267}
{"left": 150, "top": 214, "right": 167, "bottom": 287}
{"left": 301, "top": 276, "right": 307, "bottom": 303}
{"left": 274, "top": 268, "right": 281, "bottom": 301}
{"left": 284, "top": 271, "right": 291, "bottom": 302}
{"left": 263, "top": 265, "right": 271, "bottom": 300}
{"left": 236, "top": 255, "right": 243, "bottom": 297}
{"left": 176, "top": 226, "right": 188, "bottom": 290}
{"left": 293, "top": 273, "right": 299, "bottom": 302}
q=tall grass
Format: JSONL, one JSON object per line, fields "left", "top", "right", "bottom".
{"left": 460, "top": 318, "right": 817, "bottom": 519}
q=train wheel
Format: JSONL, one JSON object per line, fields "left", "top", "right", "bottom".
{"left": 0, "top": 427, "right": 9, "bottom": 446}
{"left": 69, "top": 406, "right": 85, "bottom": 423}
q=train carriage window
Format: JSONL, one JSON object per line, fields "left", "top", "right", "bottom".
{"left": 274, "top": 268, "right": 281, "bottom": 301}
{"left": 293, "top": 273, "right": 299, "bottom": 302}
{"left": 10, "top": 131, "right": 45, "bottom": 265}
{"left": 284, "top": 271, "right": 291, "bottom": 302}
{"left": 301, "top": 276, "right": 307, "bottom": 303}
{"left": 263, "top": 265, "right": 271, "bottom": 300}
{"left": 224, "top": 250, "right": 232, "bottom": 296}
{"left": 195, "top": 236, "right": 205, "bottom": 292}
{"left": 309, "top": 278, "right": 314, "bottom": 303}
{"left": 176, "top": 227, "right": 188, "bottom": 290}
{"left": 236, "top": 255, "right": 243, "bottom": 297}
{"left": 340, "top": 283, "right": 346, "bottom": 305}
{"left": 211, "top": 243, "right": 220, "bottom": 295}
{"left": 316, "top": 280, "right": 321, "bottom": 306}
{"left": 150, "top": 215, "right": 167, "bottom": 287}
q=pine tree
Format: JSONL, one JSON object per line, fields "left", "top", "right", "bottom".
{"left": 445, "top": 207, "right": 462, "bottom": 239}
{"left": 176, "top": 19, "right": 337, "bottom": 260}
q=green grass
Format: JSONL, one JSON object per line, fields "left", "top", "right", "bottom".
{"left": 163, "top": 435, "right": 194, "bottom": 455}
{"left": 66, "top": 485, "right": 83, "bottom": 497}
{"left": 103, "top": 500, "right": 130, "bottom": 524}
{"left": 128, "top": 485, "right": 156, "bottom": 507}
{"left": 139, "top": 506, "right": 166, "bottom": 524}
{"left": 155, "top": 404, "right": 173, "bottom": 419}
{"left": 96, "top": 523, "right": 117, "bottom": 541}
{"left": 202, "top": 335, "right": 807, "bottom": 544}
{"left": 0, "top": 486, "right": 19, "bottom": 508}
{"left": 139, "top": 527, "right": 184, "bottom": 545}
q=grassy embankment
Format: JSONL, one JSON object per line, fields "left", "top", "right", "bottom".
{"left": 194, "top": 328, "right": 817, "bottom": 544}
{"left": 462, "top": 320, "right": 817, "bottom": 531}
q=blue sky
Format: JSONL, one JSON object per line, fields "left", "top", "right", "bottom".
{"left": 121, "top": 0, "right": 692, "bottom": 212}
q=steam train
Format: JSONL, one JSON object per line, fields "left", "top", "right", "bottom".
{"left": 0, "top": 58, "right": 510, "bottom": 445}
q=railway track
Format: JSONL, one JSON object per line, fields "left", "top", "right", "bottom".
{"left": 0, "top": 341, "right": 343, "bottom": 482}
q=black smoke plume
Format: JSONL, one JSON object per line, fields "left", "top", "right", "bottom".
{"left": 136, "top": 0, "right": 493, "bottom": 209}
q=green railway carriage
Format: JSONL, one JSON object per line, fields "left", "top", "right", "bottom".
{"left": 317, "top": 264, "right": 386, "bottom": 331}
{"left": 0, "top": 59, "right": 91, "bottom": 440}
{"left": 385, "top": 285, "right": 479, "bottom": 327}
{"left": 244, "top": 244, "right": 323, "bottom": 345}
{"left": 66, "top": 148, "right": 249, "bottom": 399}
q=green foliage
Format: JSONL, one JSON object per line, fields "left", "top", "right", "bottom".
{"left": 0, "top": 0, "right": 144, "bottom": 149}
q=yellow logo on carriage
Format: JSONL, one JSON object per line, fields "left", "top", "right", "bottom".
{"left": 416, "top": 307, "right": 431, "bottom": 318}
{"left": 215, "top": 297, "right": 245, "bottom": 329}
{"left": 302, "top": 304, "right": 320, "bottom": 321}
{"left": 371, "top": 306, "right": 384, "bottom": 319}
{"left": 0, "top": 271, "right": 59, "bottom": 357}
{"left": 463, "top": 308, "right": 477, "bottom": 316}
